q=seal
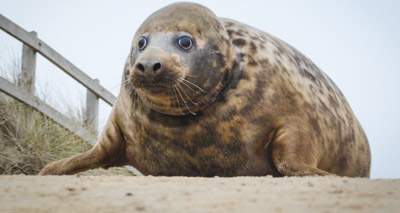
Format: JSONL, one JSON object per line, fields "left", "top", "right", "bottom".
{"left": 39, "top": 2, "right": 371, "bottom": 177}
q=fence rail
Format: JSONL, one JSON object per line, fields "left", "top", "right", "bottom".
{"left": 0, "top": 13, "right": 117, "bottom": 144}
{"left": 0, "top": 77, "right": 97, "bottom": 143}
{"left": 0, "top": 14, "right": 144, "bottom": 176}
{"left": 0, "top": 14, "right": 116, "bottom": 105}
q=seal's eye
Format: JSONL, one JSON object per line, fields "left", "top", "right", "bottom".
{"left": 178, "top": 36, "right": 193, "bottom": 50}
{"left": 138, "top": 36, "right": 147, "bottom": 50}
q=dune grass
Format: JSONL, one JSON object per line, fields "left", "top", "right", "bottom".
{"left": 0, "top": 95, "right": 90, "bottom": 174}
{"left": 0, "top": 63, "right": 132, "bottom": 176}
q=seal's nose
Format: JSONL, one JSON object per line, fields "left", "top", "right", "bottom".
{"left": 153, "top": 62, "right": 162, "bottom": 72}
{"left": 133, "top": 48, "right": 166, "bottom": 75}
{"left": 136, "top": 61, "right": 162, "bottom": 74}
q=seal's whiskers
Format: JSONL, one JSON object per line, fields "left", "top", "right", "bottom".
{"left": 109, "top": 83, "right": 122, "bottom": 92}
{"left": 172, "top": 87, "right": 185, "bottom": 115}
{"left": 124, "top": 79, "right": 140, "bottom": 111}
{"left": 176, "top": 83, "right": 199, "bottom": 106}
{"left": 177, "top": 79, "right": 196, "bottom": 92}
{"left": 179, "top": 78, "right": 206, "bottom": 93}
{"left": 175, "top": 86, "right": 196, "bottom": 115}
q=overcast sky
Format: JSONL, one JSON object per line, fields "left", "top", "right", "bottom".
{"left": 0, "top": 0, "right": 399, "bottom": 178}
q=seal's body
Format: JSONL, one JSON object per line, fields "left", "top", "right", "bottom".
{"left": 40, "top": 3, "right": 370, "bottom": 177}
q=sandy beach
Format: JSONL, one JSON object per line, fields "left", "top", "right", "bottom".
{"left": 0, "top": 175, "right": 399, "bottom": 212}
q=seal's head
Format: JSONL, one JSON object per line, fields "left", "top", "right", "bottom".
{"left": 125, "top": 2, "right": 237, "bottom": 115}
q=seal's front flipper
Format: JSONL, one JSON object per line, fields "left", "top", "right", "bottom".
{"left": 39, "top": 117, "right": 127, "bottom": 175}
{"left": 38, "top": 145, "right": 107, "bottom": 175}
{"left": 268, "top": 125, "right": 335, "bottom": 177}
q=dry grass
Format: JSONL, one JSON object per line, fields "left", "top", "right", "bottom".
{"left": 0, "top": 96, "right": 91, "bottom": 174}
{"left": 0, "top": 62, "right": 132, "bottom": 176}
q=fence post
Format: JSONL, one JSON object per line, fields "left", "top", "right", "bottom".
{"left": 85, "top": 79, "right": 99, "bottom": 135}
{"left": 20, "top": 31, "right": 37, "bottom": 94}
{"left": 19, "top": 31, "right": 37, "bottom": 127}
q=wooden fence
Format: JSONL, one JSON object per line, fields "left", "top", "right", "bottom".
{"left": 0, "top": 14, "right": 117, "bottom": 144}
{"left": 0, "top": 14, "right": 144, "bottom": 176}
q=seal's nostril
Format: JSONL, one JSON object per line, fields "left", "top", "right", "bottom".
{"left": 153, "top": 62, "right": 162, "bottom": 72}
{"left": 137, "top": 63, "right": 145, "bottom": 72}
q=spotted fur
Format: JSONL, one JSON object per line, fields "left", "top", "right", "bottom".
{"left": 40, "top": 2, "right": 370, "bottom": 177}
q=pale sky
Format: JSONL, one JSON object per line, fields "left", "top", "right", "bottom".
{"left": 0, "top": 0, "right": 399, "bottom": 178}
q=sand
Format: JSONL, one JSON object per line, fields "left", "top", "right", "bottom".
{"left": 0, "top": 175, "right": 399, "bottom": 212}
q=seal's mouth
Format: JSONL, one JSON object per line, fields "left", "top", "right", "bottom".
{"left": 130, "top": 76, "right": 179, "bottom": 95}
{"left": 128, "top": 75, "right": 209, "bottom": 116}
{"left": 141, "top": 84, "right": 172, "bottom": 94}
